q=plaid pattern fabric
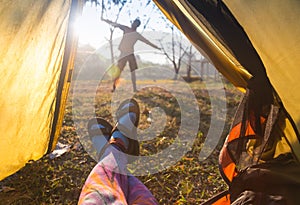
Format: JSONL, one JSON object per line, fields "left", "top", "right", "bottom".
{"left": 78, "top": 146, "right": 158, "bottom": 205}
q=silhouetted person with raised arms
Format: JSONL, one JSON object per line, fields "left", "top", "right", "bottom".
{"left": 103, "top": 18, "right": 160, "bottom": 92}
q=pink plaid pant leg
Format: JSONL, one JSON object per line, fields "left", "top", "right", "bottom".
{"left": 78, "top": 146, "right": 157, "bottom": 205}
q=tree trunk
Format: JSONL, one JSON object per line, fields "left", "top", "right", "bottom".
{"left": 173, "top": 62, "right": 179, "bottom": 80}
{"left": 109, "top": 29, "right": 114, "bottom": 64}
{"left": 187, "top": 46, "right": 192, "bottom": 82}
{"left": 200, "top": 61, "right": 204, "bottom": 81}
{"left": 187, "top": 64, "right": 191, "bottom": 82}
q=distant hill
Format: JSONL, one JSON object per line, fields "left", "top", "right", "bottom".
{"left": 74, "top": 44, "right": 110, "bottom": 80}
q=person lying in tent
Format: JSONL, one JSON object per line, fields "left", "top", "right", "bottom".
{"left": 78, "top": 98, "right": 158, "bottom": 205}
{"left": 102, "top": 18, "right": 160, "bottom": 92}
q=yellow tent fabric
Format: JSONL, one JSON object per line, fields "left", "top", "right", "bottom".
{"left": 223, "top": 0, "right": 300, "bottom": 155}
{"left": 0, "top": 0, "right": 82, "bottom": 180}
{"left": 153, "top": 0, "right": 300, "bottom": 161}
{"left": 153, "top": 0, "right": 252, "bottom": 91}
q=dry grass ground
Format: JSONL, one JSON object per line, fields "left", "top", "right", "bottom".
{"left": 0, "top": 78, "right": 242, "bottom": 205}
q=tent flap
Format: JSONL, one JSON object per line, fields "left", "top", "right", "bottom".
{"left": 153, "top": 0, "right": 300, "bottom": 161}
{"left": 222, "top": 0, "right": 300, "bottom": 141}
{"left": 0, "top": 0, "right": 81, "bottom": 180}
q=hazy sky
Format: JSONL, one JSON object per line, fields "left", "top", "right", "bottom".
{"left": 75, "top": 1, "right": 168, "bottom": 48}
{"left": 74, "top": 1, "right": 203, "bottom": 65}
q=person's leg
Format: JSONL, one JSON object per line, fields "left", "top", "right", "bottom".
{"left": 113, "top": 54, "right": 127, "bottom": 92}
{"left": 127, "top": 175, "right": 159, "bottom": 205}
{"left": 79, "top": 146, "right": 158, "bottom": 205}
{"left": 131, "top": 71, "right": 137, "bottom": 92}
{"left": 79, "top": 118, "right": 129, "bottom": 205}
{"left": 79, "top": 100, "right": 157, "bottom": 205}
{"left": 112, "top": 99, "right": 158, "bottom": 204}
{"left": 80, "top": 146, "right": 158, "bottom": 205}
{"left": 79, "top": 145, "right": 130, "bottom": 205}
{"left": 128, "top": 54, "right": 138, "bottom": 92}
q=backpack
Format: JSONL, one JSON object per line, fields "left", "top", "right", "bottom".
{"left": 202, "top": 80, "right": 300, "bottom": 205}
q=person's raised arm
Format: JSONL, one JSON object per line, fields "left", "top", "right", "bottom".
{"left": 102, "top": 19, "right": 127, "bottom": 31}
{"left": 138, "top": 34, "right": 160, "bottom": 50}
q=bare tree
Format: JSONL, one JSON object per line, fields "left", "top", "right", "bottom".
{"left": 186, "top": 45, "right": 198, "bottom": 82}
{"left": 100, "top": 0, "right": 127, "bottom": 63}
{"left": 160, "top": 25, "right": 189, "bottom": 80}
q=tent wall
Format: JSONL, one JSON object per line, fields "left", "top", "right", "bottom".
{"left": 223, "top": 0, "right": 300, "bottom": 145}
{"left": 153, "top": 0, "right": 252, "bottom": 92}
{"left": 0, "top": 0, "right": 82, "bottom": 180}
{"left": 153, "top": 0, "right": 300, "bottom": 161}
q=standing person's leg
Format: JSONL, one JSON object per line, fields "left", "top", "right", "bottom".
{"left": 128, "top": 54, "right": 138, "bottom": 92}
{"left": 131, "top": 71, "right": 137, "bottom": 92}
{"left": 113, "top": 54, "right": 127, "bottom": 92}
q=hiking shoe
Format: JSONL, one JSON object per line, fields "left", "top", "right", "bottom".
{"left": 88, "top": 117, "right": 113, "bottom": 138}
{"left": 87, "top": 117, "right": 113, "bottom": 161}
{"left": 112, "top": 98, "right": 140, "bottom": 157}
